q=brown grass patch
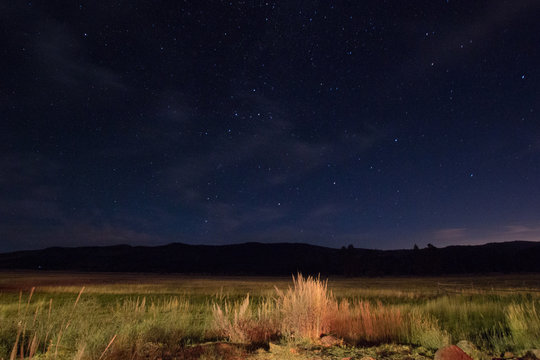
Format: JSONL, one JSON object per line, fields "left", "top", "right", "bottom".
{"left": 275, "top": 274, "right": 338, "bottom": 340}
{"left": 331, "top": 300, "right": 405, "bottom": 345}
{"left": 213, "top": 295, "right": 279, "bottom": 345}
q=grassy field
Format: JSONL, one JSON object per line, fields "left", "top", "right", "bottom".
{"left": 1, "top": 271, "right": 539, "bottom": 359}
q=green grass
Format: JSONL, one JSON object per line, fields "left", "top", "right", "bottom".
{"left": 0, "top": 271, "right": 539, "bottom": 359}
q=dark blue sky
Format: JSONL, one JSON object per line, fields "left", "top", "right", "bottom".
{"left": 1, "top": 0, "right": 539, "bottom": 252}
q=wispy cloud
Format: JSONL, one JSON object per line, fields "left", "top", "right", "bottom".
{"left": 36, "top": 22, "right": 126, "bottom": 91}
{"left": 433, "top": 227, "right": 468, "bottom": 242}
{"left": 502, "top": 225, "right": 540, "bottom": 239}
{"left": 429, "top": 223, "right": 540, "bottom": 247}
{"left": 0, "top": 221, "right": 166, "bottom": 251}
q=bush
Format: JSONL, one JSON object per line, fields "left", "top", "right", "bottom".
{"left": 275, "top": 274, "right": 338, "bottom": 340}
{"left": 212, "top": 294, "right": 278, "bottom": 345}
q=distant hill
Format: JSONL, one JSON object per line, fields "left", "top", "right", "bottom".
{"left": 0, "top": 241, "right": 539, "bottom": 275}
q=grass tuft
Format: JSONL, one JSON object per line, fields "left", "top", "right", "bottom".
{"left": 275, "top": 274, "right": 337, "bottom": 341}
{"left": 213, "top": 294, "right": 279, "bottom": 345}
{"left": 506, "top": 301, "right": 540, "bottom": 349}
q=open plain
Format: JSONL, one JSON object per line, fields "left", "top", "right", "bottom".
{"left": 1, "top": 271, "right": 540, "bottom": 359}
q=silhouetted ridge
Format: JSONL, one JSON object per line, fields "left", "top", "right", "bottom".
{"left": 1, "top": 241, "right": 539, "bottom": 275}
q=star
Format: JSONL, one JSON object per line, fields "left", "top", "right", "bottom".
{"left": 3, "top": 0, "right": 539, "bottom": 254}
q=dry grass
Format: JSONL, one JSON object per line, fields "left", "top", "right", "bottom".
{"left": 331, "top": 300, "right": 405, "bottom": 344}
{"left": 212, "top": 295, "right": 279, "bottom": 345}
{"left": 213, "top": 274, "right": 340, "bottom": 343}
{"left": 275, "top": 274, "right": 338, "bottom": 340}
{"left": 213, "top": 274, "right": 451, "bottom": 350}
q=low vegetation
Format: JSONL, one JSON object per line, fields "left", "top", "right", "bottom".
{"left": 0, "top": 272, "right": 539, "bottom": 359}
{"left": 212, "top": 275, "right": 450, "bottom": 349}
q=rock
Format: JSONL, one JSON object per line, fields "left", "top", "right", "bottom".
{"left": 456, "top": 340, "right": 485, "bottom": 359}
{"left": 319, "top": 335, "right": 343, "bottom": 347}
{"left": 456, "top": 340, "right": 477, "bottom": 354}
{"left": 522, "top": 350, "right": 540, "bottom": 360}
{"left": 434, "top": 345, "right": 473, "bottom": 360}
{"left": 503, "top": 351, "right": 514, "bottom": 359}
{"left": 360, "top": 357, "right": 376, "bottom": 360}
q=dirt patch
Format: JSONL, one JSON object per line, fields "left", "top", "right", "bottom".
{"left": 113, "top": 342, "right": 249, "bottom": 360}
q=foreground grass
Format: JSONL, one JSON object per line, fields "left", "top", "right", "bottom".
{"left": 0, "top": 272, "right": 539, "bottom": 359}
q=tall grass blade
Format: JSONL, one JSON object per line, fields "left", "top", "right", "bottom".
{"left": 10, "top": 323, "right": 22, "bottom": 360}
{"left": 98, "top": 334, "right": 117, "bottom": 360}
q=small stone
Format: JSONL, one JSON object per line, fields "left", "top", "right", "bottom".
{"left": 360, "top": 357, "right": 376, "bottom": 360}
{"left": 503, "top": 351, "right": 514, "bottom": 359}
{"left": 434, "top": 345, "right": 473, "bottom": 360}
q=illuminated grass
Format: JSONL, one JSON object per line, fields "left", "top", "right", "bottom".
{"left": 0, "top": 272, "right": 539, "bottom": 359}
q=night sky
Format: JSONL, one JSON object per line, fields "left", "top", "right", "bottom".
{"left": 2, "top": 0, "right": 540, "bottom": 253}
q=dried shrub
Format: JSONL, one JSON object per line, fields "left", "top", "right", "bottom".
{"left": 275, "top": 274, "right": 338, "bottom": 340}
{"left": 212, "top": 295, "right": 278, "bottom": 345}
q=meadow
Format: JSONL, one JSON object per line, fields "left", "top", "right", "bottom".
{"left": 0, "top": 271, "right": 539, "bottom": 359}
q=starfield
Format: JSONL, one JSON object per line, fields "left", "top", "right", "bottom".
{"left": 1, "top": 0, "right": 539, "bottom": 359}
